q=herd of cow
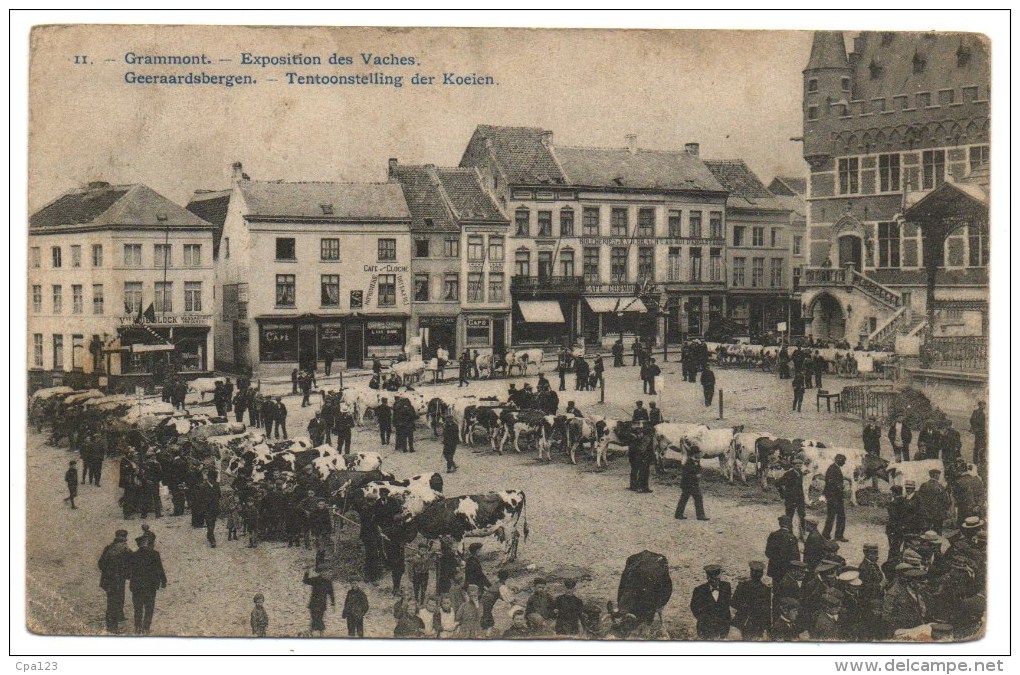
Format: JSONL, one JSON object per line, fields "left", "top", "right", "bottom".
{"left": 29, "top": 386, "right": 530, "bottom": 572}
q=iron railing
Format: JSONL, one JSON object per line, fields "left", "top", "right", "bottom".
{"left": 510, "top": 275, "right": 585, "bottom": 294}
{"left": 920, "top": 336, "right": 988, "bottom": 372}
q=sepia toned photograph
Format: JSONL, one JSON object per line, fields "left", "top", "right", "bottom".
{"left": 22, "top": 21, "right": 994, "bottom": 647}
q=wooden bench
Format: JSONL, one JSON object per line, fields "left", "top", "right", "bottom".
{"left": 816, "top": 389, "right": 842, "bottom": 412}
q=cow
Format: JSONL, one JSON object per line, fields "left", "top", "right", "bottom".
{"left": 497, "top": 409, "right": 553, "bottom": 457}
{"left": 307, "top": 448, "right": 384, "bottom": 479}
{"left": 680, "top": 426, "right": 745, "bottom": 482}
{"left": 415, "top": 490, "right": 528, "bottom": 561}
{"left": 564, "top": 415, "right": 604, "bottom": 464}
{"left": 185, "top": 421, "right": 246, "bottom": 441}
{"left": 594, "top": 420, "right": 645, "bottom": 469}
{"left": 507, "top": 349, "right": 544, "bottom": 377}
{"left": 187, "top": 377, "right": 225, "bottom": 401}
{"left": 729, "top": 431, "right": 776, "bottom": 485}
{"left": 323, "top": 469, "right": 395, "bottom": 510}
{"left": 468, "top": 406, "right": 508, "bottom": 452}
{"left": 342, "top": 387, "right": 382, "bottom": 426}
{"left": 361, "top": 473, "right": 445, "bottom": 526}
{"left": 798, "top": 446, "right": 888, "bottom": 507}
{"left": 653, "top": 423, "right": 711, "bottom": 472}
{"left": 426, "top": 397, "right": 450, "bottom": 435}
{"left": 885, "top": 459, "right": 946, "bottom": 491}
{"left": 390, "top": 360, "right": 426, "bottom": 386}
{"left": 755, "top": 437, "right": 828, "bottom": 484}
{"left": 475, "top": 352, "right": 496, "bottom": 379}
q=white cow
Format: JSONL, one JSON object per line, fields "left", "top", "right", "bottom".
{"left": 361, "top": 473, "right": 443, "bottom": 523}
{"left": 654, "top": 423, "right": 710, "bottom": 469}
{"left": 187, "top": 377, "right": 225, "bottom": 401}
{"left": 798, "top": 446, "right": 870, "bottom": 507}
{"left": 730, "top": 431, "right": 776, "bottom": 485}
{"left": 507, "top": 349, "right": 544, "bottom": 376}
{"left": 564, "top": 415, "right": 602, "bottom": 464}
{"left": 310, "top": 448, "right": 384, "bottom": 478}
{"left": 342, "top": 387, "right": 383, "bottom": 425}
{"left": 681, "top": 426, "right": 744, "bottom": 482}
{"left": 593, "top": 419, "right": 631, "bottom": 469}
{"left": 390, "top": 360, "right": 425, "bottom": 386}
{"left": 886, "top": 459, "right": 946, "bottom": 490}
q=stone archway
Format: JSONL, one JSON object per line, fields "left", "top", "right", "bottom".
{"left": 806, "top": 292, "right": 847, "bottom": 341}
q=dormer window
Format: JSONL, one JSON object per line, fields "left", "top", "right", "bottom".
{"left": 807, "top": 78, "right": 818, "bottom": 93}
{"left": 841, "top": 77, "right": 851, "bottom": 92}
{"left": 869, "top": 59, "right": 883, "bottom": 79}
{"left": 913, "top": 52, "right": 926, "bottom": 74}
{"left": 156, "top": 213, "right": 168, "bottom": 222}
{"left": 320, "top": 203, "right": 334, "bottom": 215}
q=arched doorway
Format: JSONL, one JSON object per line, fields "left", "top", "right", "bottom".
{"left": 808, "top": 293, "right": 846, "bottom": 341}
{"left": 838, "top": 234, "right": 863, "bottom": 271}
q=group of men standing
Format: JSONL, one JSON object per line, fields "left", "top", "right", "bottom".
{"left": 98, "top": 528, "right": 167, "bottom": 634}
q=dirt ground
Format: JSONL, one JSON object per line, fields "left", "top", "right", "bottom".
{"left": 26, "top": 362, "right": 974, "bottom": 639}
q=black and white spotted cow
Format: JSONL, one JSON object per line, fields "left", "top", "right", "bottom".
{"left": 497, "top": 409, "right": 555, "bottom": 458}
{"left": 415, "top": 490, "right": 528, "bottom": 561}
{"left": 360, "top": 473, "right": 445, "bottom": 526}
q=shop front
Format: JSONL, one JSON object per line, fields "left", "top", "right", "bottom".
{"left": 112, "top": 319, "right": 213, "bottom": 391}
{"left": 581, "top": 296, "right": 651, "bottom": 348}
{"left": 257, "top": 315, "right": 408, "bottom": 371}
{"left": 461, "top": 313, "right": 510, "bottom": 356}
{"left": 417, "top": 314, "right": 459, "bottom": 360}
{"left": 725, "top": 295, "right": 794, "bottom": 340}
{"left": 512, "top": 299, "right": 574, "bottom": 347}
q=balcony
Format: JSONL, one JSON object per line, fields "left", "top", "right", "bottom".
{"left": 920, "top": 335, "right": 988, "bottom": 373}
{"left": 801, "top": 266, "right": 849, "bottom": 287}
{"left": 511, "top": 275, "right": 584, "bottom": 295}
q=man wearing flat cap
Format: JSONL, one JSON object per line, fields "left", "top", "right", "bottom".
{"left": 802, "top": 518, "right": 826, "bottom": 571}
{"left": 822, "top": 453, "right": 848, "bottom": 542}
{"left": 128, "top": 534, "right": 167, "bottom": 634}
{"left": 772, "top": 597, "right": 802, "bottom": 641}
{"left": 98, "top": 529, "right": 131, "bottom": 632}
{"left": 777, "top": 458, "right": 807, "bottom": 539}
{"left": 810, "top": 592, "right": 844, "bottom": 640}
{"left": 882, "top": 566, "right": 926, "bottom": 631}
{"left": 675, "top": 448, "right": 708, "bottom": 520}
{"left": 858, "top": 544, "right": 885, "bottom": 603}
{"left": 765, "top": 516, "right": 800, "bottom": 585}
{"left": 690, "top": 564, "right": 732, "bottom": 639}
{"left": 915, "top": 469, "right": 951, "bottom": 534}
{"left": 886, "top": 485, "right": 909, "bottom": 560}
{"left": 730, "top": 561, "right": 772, "bottom": 640}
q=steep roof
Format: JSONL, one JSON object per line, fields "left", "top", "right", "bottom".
{"left": 435, "top": 168, "right": 506, "bottom": 222}
{"left": 703, "top": 160, "right": 789, "bottom": 211}
{"left": 186, "top": 189, "right": 231, "bottom": 255}
{"left": 238, "top": 181, "right": 410, "bottom": 221}
{"left": 806, "top": 31, "right": 849, "bottom": 71}
{"left": 30, "top": 183, "right": 211, "bottom": 231}
{"left": 389, "top": 165, "right": 457, "bottom": 232}
{"left": 768, "top": 176, "right": 807, "bottom": 197}
{"left": 555, "top": 146, "right": 725, "bottom": 192}
{"left": 460, "top": 125, "right": 565, "bottom": 185}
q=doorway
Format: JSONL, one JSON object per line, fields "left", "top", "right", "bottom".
{"left": 298, "top": 325, "right": 317, "bottom": 372}
{"left": 492, "top": 317, "right": 506, "bottom": 354}
{"left": 687, "top": 297, "right": 703, "bottom": 336}
{"left": 346, "top": 325, "right": 364, "bottom": 369}
{"left": 838, "top": 235, "right": 863, "bottom": 272}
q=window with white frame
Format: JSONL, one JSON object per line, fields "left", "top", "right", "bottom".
{"left": 154, "top": 243, "right": 172, "bottom": 268}
{"left": 922, "top": 150, "right": 946, "bottom": 190}
{"left": 123, "top": 244, "right": 142, "bottom": 267}
{"left": 52, "top": 285, "right": 63, "bottom": 313}
{"left": 71, "top": 245, "right": 82, "bottom": 268}
{"left": 878, "top": 222, "right": 901, "bottom": 268}
{"left": 53, "top": 335, "right": 64, "bottom": 370}
{"left": 467, "top": 235, "right": 484, "bottom": 261}
{"left": 123, "top": 282, "right": 142, "bottom": 314}
{"left": 488, "top": 273, "right": 504, "bottom": 303}
{"left": 52, "top": 246, "right": 62, "bottom": 268}
{"left": 839, "top": 157, "right": 860, "bottom": 194}
{"left": 92, "top": 244, "right": 103, "bottom": 267}
{"left": 879, "top": 153, "right": 901, "bottom": 192}
{"left": 488, "top": 236, "right": 504, "bottom": 261}
{"left": 183, "top": 244, "right": 202, "bottom": 267}
{"left": 467, "top": 273, "right": 484, "bottom": 302}
{"left": 72, "top": 285, "right": 83, "bottom": 314}
{"left": 155, "top": 282, "right": 173, "bottom": 312}
{"left": 751, "top": 258, "right": 765, "bottom": 288}
{"left": 732, "top": 257, "right": 746, "bottom": 287}
{"left": 32, "top": 285, "right": 42, "bottom": 312}
{"left": 33, "top": 334, "right": 43, "bottom": 368}
{"left": 184, "top": 282, "right": 203, "bottom": 312}
{"left": 377, "top": 275, "right": 396, "bottom": 306}
{"left": 30, "top": 247, "right": 40, "bottom": 268}
{"left": 93, "top": 284, "right": 104, "bottom": 314}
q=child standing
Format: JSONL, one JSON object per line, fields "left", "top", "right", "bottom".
{"left": 250, "top": 593, "right": 269, "bottom": 636}
{"left": 342, "top": 580, "right": 369, "bottom": 637}
{"left": 226, "top": 494, "right": 241, "bottom": 541}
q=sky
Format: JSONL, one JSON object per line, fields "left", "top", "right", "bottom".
{"left": 29, "top": 26, "right": 816, "bottom": 210}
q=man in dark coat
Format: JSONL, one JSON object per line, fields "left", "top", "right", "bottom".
{"left": 324, "top": 349, "right": 335, "bottom": 377}
{"left": 731, "top": 561, "right": 772, "bottom": 640}
{"left": 813, "top": 351, "right": 826, "bottom": 389}
{"left": 887, "top": 415, "right": 912, "bottom": 463}
{"left": 862, "top": 417, "right": 882, "bottom": 456}
{"left": 631, "top": 338, "right": 641, "bottom": 366}
{"left": 261, "top": 396, "right": 275, "bottom": 437}
{"left": 464, "top": 542, "right": 490, "bottom": 591}
{"left": 631, "top": 401, "right": 649, "bottom": 423}
{"left": 98, "top": 529, "right": 131, "bottom": 632}
{"left": 690, "top": 564, "right": 732, "bottom": 639}
{"left": 675, "top": 449, "right": 708, "bottom": 520}
{"left": 915, "top": 469, "right": 951, "bottom": 533}
{"left": 376, "top": 397, "right": 392, "bottom": 446}
{"left": 574, "top": 356, "right": 590, "bottom": 391}
{"left": 556, "top": 349, "right": 570, "bottom": 391}
{"left": 777, "top": 458, "right": 807, "bottom": 537}
{"left": 645, "top": 358, "right": 661, "bottom": 395}
{"left": 778, "top": 345, "right": 791, "bottom": 379}
{"left": 299, "top": 371, "right": 312, "bottom": 408}
{"left": 303, "top": 565, "right": 335, "bottom": 637}
{"left": 822, "top": 454, "right": 848, "bottom": 541}
{"left": 970, "top": 401, "right": 986, "bottom": 473}
{"left": 342, "top": 581, "right": 369, "bottom": 637}
{"left": 203, "top": 470, "right": 222, "bottom": 548}
{"left": 128, "top": 535, "right": 167, "bottom": 634}
{"left": 612, "top": 339, "right": 625, "bottom": 367}
{"left": 700, "top": 366, "right": 716, "bottom": 407}
{"left": 886, "top": 485, "right": 909, "bottom": 558}
{"left": 628, "top": 425, "right": 655, "bottom": 493}
{"left": 393, "top": 398, "right": 417, "bottom": 453}
{"left": 792, "top": 371, "right": 806, "bottom": 412}
{"left": 802, "top": 518, "right": 826, "bottom": 570}
{"left": 648, "top": 402, "right": 664, "bottom": 426}
{"left": 442, "top": 415, "right": 459, "bottom": 473}
{"left": 334, "top": 405, "right": 354, "bottom": 454}
{"left": 765, "top": 516, "right": 801, "bottom": 584}
{"left": 274, "top": 397, "right": 288, "bottom": 439}
{"left": 64, "top": 460, "right": 79, "bottom": 509}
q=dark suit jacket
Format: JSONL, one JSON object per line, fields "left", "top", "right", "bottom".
{"left": 887, "top": 422, "right": 912, "bottom": 448}
{"left": 823, "top": 462, "right": 845, "bottom": 500}
{"left": 690, "top": 581, "right": 732, "bottom": 637}
{"left": 862, "top": 424, "right": 882, "bottom": 454}
{"left": 777, "top": 469, "right": 805, "bottom": 506}
{"left": 128, "top": 548, "right": 167, "bottom": 593}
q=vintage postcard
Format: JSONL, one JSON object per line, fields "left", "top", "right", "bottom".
{"left": 24, "top": 23, "right": 992, "bottom": 645}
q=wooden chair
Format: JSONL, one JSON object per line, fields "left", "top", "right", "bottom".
{"left": 816, "top": 389, "right": 842, "bottom": 412}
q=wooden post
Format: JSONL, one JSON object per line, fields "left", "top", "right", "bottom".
{"left": 600, "top": 371, "right": 605, "bottom": 403}
{"left": 718, "top": 389, "right": 723, "bottom": 420}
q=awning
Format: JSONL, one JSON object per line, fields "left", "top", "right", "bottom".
{"left": 518, "top": 300, "right": 566, "bottom": 323}
{"left": 585, "top": 296, "right": 648, "bottom": 314}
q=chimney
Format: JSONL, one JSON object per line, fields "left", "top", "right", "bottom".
{"left": 388, "top": 158, "right": 398, "bottom": 178}
{"left": 684, "top": 142, "right": 700, "bottom": 157}
{"left": 541, "top": 130, "right": 554, "bottom": 148}
{"left": 425, "top": 164, "right": 441, "bottom": 186}
{"left": 626, "top": 134, "right": 638, "bottom": 155}
{"left": 231, "top": 161, "right": 244, "bottom": 182}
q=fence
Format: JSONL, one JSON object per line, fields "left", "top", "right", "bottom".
{"left": 920, "top": 336, "right": 988, "bottom": 372}
{"left": 839, "top": 384, "right": 898, "bottom": 420}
